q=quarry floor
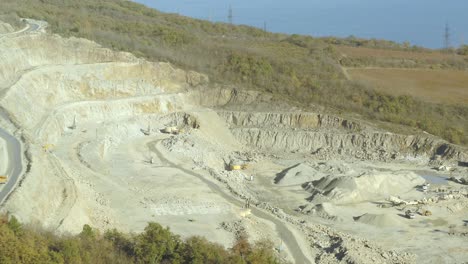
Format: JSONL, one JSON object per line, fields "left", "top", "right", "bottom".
{"left": 16, "top": 109, "right": 466, "bottom": 263}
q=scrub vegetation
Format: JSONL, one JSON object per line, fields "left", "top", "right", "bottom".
{"left": 0, "top": 215, "right": 277, "bottom": 264}
{"left": 1, "top": 0, "right": 467, "bottom": 143}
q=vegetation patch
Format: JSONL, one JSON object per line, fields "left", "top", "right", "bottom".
{"left": 0, "top": 215, "right": 278, "bottom": 264}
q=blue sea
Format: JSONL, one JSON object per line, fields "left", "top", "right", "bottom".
{"left": 135, "top": 0, "right": 468, "bottom": 49}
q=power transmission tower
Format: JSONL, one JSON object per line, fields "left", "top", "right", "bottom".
{"left": 444, "top": 22, "right": 451, "bottom": 50}
{"left": 228, "top": 5, "right": 233, "bottom": 24}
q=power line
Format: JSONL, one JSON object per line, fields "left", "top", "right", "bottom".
{"left": 444, "top": 22, "right": 451, "bottom": 50}
{"left": 228, "top": 5, "right": 233, "bottom": 24}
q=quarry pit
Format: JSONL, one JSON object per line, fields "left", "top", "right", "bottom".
{"left": 0, "top": 20, "right": 467, "bottom": 264}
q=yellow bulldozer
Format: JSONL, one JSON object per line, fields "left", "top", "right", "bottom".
{"left": 0, "top": 175, "right": 7, "bottom": 184}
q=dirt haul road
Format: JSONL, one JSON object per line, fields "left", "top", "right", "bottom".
{"left": 148, "top": 139, "right": 312, "bottom": 264}
{"left": 0, "top": 127, "right": 22, "bottom": 205}
{"left": 0, "top": 19, "right": 45, "bottom": 206}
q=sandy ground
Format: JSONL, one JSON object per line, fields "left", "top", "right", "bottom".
{"left": 245, "top": 158, "right": 468, "bottom": 263}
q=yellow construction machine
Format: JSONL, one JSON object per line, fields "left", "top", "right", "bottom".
{"left": 42, "top": 144, "right": 55, "bottom": 152}
{"left": 0, "top": 175, "right": 7, "bottom": 184}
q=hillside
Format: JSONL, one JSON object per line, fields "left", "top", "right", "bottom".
{"left": 0, "top": 3, "right": 467, "bottom": 264}
{"left": 1, "top": 0, "right": 467, "bottom": 145}
{"left": 347, "top": 68, "right": 468, "bottom": 105}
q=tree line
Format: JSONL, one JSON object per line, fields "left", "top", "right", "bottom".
{"left": 0, "top": 215, "right": 279, "bottom": 264}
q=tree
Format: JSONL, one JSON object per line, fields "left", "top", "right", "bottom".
{"left": 134, "top": 223, "right": 182, "bottom": 264}
{"left": 7, "top": 216, "right": 22, "bottom": 235}
{"left": 181, "top": 236, "right": 228, "bottom": 264}
{"left": 231, "top": 233, "right": 251, "bottom": 260}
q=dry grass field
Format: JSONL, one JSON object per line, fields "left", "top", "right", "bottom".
{"left": 348, "top": 68, "right": 468, "bottom": 105}
{"left": 336, "top": 45, "right": 463, "bottom": 60}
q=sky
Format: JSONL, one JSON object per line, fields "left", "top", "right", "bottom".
{"left": 135, "top": 0, "right": 468, "bottom": 48}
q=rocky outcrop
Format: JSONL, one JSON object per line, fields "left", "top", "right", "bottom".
{"left": 219, "top": 111, "right": 361, "bottom": 130}
{"left": 219, "top": 111, "right": 467, "bottom": 164}
{"left": 185, "top": 87, "right": 293, "bottom": 111}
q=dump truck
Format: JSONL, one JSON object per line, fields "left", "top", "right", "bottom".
{"left": 0, "top": 175, "right": 7, "bottom": 184}
{"left": 162, "top": 126, "right": 179, "bottom": 135}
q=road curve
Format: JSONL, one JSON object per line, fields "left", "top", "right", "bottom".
{"left": 0, "top": 18, "right": 44, "bottom": 40}
{"left": 0, "top": 127, "right": 22, "bottom": 205}
{"left": 0, "top": 19, "right": 44, "bottom": 205}
{"left": 148, "top": 140, "right": 312, "bottom": 264}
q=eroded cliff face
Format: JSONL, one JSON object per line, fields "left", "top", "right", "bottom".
{"left": 216, "top": 110, "right": 467, "bottom": 164}
{"left": 219, "top": 111, "right": 361, "bottom": 130}
{"left": 183, "top": 86, "right": 468, "bottom": 164}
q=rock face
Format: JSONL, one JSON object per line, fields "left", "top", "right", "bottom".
{"left": 217, "top": 110, "right": 467, "bottom": 164}
{"left": 219, "top": 111, "right": 361, "bottom": 130}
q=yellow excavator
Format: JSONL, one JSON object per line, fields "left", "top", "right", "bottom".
{"left": 0, "top": 175, "right": 7, "bottom": 184}
{"left": 42, "top": 144, "right": 55, "bottom": 152}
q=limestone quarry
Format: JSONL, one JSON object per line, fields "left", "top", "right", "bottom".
{"left": 0, "top": 19, "right": 467, "bottom": 264}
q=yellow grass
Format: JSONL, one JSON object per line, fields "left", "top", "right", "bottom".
{"left": 336, "top": 46, "right": 463, "bottom": 60}
{"left": 348, "top": 68, "right": 468, "bottom": 105}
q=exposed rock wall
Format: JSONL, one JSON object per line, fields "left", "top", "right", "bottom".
{"left": 219, "top": 111, "right": 467, "bottom": 163}
{"left": 218, "top": 111, "right": 361, "bottom": 130}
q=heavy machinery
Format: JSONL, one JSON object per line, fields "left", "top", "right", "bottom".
{"left": 68, "top": 115, "right": 77, "bottom": 130}
{"left": 162, "top": 126, "right": 180, "bottom": 135}
{"left": 229, "top": 164, "right": 242, "bottom": 171}
{"left": 405, "top": 210, "right": 415, "bottom": 219}
{"left": 229, "top": 160, "right": 249, "bottom": 171}
{"left": 42, "top": 144, "right": 55, "bottom": 152}
{"left": 0, "top": 175, "right": 7, "bottom": 184}
{"left": 420, "top": 209, "right": 432, "bottom": 216}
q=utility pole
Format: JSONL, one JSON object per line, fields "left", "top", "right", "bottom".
{"left": 228, "top": 5, "right": 233, "bottom": 24}
{"left": 444, "top": 22, "right": 451, "bottom": 50}
{"left": 263, "top": 21, "right": 267, "bottom": 32}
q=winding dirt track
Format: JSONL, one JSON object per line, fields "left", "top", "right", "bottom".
{"left": 148, "top": 139, "right": 312, "bottom": 264}
{"left": 0, "top": 127, "right": 22, "bottom": 205}
{"left": 0, "top": 19, "right": 44, "bottom": 206}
